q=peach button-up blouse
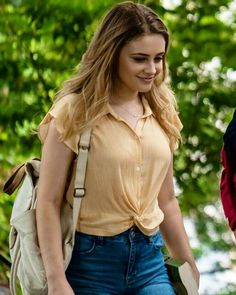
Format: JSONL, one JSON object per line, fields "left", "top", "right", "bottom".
{"left": 39, "top": 94, "right": 182, "bottom": 236}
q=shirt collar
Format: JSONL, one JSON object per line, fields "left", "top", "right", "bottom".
{"left": 105, "top": 96, "right": 153, "bottom": 119}
{"left": 141, "top": 97, "right": 153, "bottom": 118}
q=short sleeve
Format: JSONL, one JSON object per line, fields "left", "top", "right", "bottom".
{"left": 38, "top": 94, "right": 80, "bottom": 154}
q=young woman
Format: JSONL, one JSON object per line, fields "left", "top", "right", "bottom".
{"left": 36, "top": 2, "right": 200, "bottom": 294}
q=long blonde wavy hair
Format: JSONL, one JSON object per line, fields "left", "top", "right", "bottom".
{"left": 53, "top": 1, "right": 181, "bottom": 151}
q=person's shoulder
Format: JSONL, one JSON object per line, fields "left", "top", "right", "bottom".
{"left": 62, "top": 92, "right": 79, "bottom": 101}
{"left": 53, "top": 92, "right": 79, "bottom": 108}
{"left": 48, "top": 92, "right": 79, "bottom": 119}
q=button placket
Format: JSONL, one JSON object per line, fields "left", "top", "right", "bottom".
{"left": 136, "top": 134, "right": 143, "bottom": 211}
{"left": 134, "top": 136, "right": 141, "bottom": 210}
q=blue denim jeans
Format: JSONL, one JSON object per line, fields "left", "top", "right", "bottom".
{"left": 66, "top": 226, "right": 175, "bottom": 295}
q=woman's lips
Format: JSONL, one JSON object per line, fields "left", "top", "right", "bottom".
{"left": 137, "top": 76, "right": 154, "bottom": 83}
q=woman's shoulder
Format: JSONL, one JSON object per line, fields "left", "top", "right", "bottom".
{"left": 38, "top": 92, "right": 80, "bottom": 154}
{"left": 51, "top": 92, "right": 79, "bottom": 113}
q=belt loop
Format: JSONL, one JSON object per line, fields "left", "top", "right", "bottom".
{"left": 147, "top": 235, "right": 153, "bottom": 244}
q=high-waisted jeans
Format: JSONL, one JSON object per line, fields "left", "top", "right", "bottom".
{"left": 66, "top": 226, "right": 175, "bottom": 295}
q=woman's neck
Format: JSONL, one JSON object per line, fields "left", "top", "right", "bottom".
{"left": 110, "top": 91, "right": 141, "bottom": 106}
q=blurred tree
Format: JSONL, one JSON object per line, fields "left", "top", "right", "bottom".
{"left": 0, "top": 0, "right": 235, "bottom": 293}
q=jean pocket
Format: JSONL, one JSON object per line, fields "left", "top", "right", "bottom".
{"left": 150, "top": 231, "right": 163, "bottom": 250}
{"left": 73, "top": 232, "right": 96, "bottom": 255}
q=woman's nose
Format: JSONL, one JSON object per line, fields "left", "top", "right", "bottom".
{"left": 144, "top": 61, "right": 157, "bottom": 75}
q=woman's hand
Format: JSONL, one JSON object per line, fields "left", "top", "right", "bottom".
{"left": 48, "top": 279, "right": 75, "bottom": 295}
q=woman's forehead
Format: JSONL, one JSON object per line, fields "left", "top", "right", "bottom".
{"left": 123, "top": 34, "right": 166, "bottom": 54}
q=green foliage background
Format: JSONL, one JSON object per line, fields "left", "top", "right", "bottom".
{"left": 0, "top": 0, "right": 236, "bottom": 293}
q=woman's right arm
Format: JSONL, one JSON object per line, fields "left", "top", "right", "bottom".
{"left": 36, "top": 120, "right": 75, "bottom": 295}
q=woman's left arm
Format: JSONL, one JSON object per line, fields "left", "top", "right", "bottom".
{"left": 158, "top": 156, "right": 200, "bottom": 287}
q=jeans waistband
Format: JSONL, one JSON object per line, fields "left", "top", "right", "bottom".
{"left": 76, "top": 226, "right": 159, "bottom": 244}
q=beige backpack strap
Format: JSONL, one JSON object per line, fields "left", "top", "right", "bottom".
{"left": 72, "top": 128, "right": 92, "bottom": 233}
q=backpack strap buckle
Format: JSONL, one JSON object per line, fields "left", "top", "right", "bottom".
{"left": 74, "top": 188, "right": 86, "bottom": 198}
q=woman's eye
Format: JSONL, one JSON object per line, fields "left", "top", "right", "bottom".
{"left": 133, "top": 57, "right": 146, "bottom": 62}
{"left": 154, "top": 57, "right": 163, "bottom": 62}
{"left": 132, "top": 56, "right": 163, "bottom": 63}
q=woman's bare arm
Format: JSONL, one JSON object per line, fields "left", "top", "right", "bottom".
{"left": 158, "top": 157, "right": 200, "bottom": 287}
{"left": 36, "top": 120, "right": 75, "bottom": 294}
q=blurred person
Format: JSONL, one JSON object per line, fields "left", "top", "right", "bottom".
{"left": 220, "top": 109, "right": 236, "bottom": 240}
{"left": 36, "top": 2, "right": 200, "bottom": 294}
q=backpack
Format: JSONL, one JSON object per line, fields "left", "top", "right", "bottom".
{"left": 3, "top": 129, "right": 91, "bottom": 295}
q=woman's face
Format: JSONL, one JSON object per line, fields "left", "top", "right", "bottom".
{"left": 116, "top": 33, "right": 166, "bottom": 96}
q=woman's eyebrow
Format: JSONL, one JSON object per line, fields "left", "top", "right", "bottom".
{"left": 130, "top": 52, "right": 165, "bottom": 56}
